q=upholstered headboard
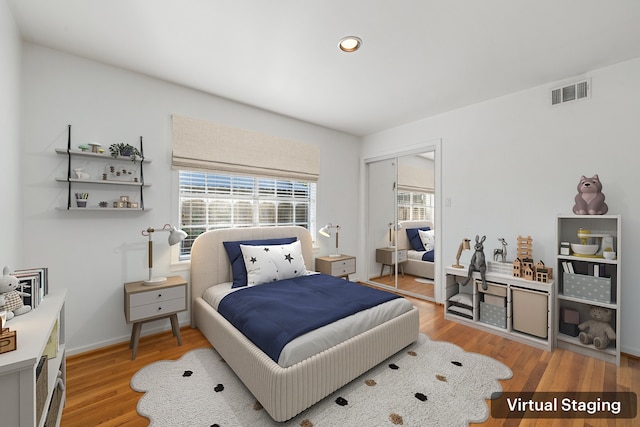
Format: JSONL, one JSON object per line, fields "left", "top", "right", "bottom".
{"left": 190, "top": 226, "right": 314, "bottom": 312}
{"left": 397, "top": 220, "right": 434, "bottom": 251}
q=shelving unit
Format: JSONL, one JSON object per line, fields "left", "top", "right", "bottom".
{"left": 55, "top": 125, "right": 152, "bottom": 211}
{"left": 445, "top": 266, "right": 554, "bottom": 351}
{"left": 0, "top": 289, "right": 66, "bottom": 427}
{"left": 555, "top": 214, "right": 621, "bottom": 365}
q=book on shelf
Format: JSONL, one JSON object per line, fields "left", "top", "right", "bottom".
{"left": 12, "top": 267, "right": 48, "bottom": 309}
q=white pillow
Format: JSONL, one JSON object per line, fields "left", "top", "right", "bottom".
{"left": 449, "top": 292, "right": 473, "bottom": 307}
{"left": 418, "top": 229, "right": 435, "bottom": 251}
{"left": 240, "top": 240, "right": 308, "bottom": 286}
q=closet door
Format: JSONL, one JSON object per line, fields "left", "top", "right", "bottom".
{"left": 367, "top": 158, "right": 399, "bottom": 289}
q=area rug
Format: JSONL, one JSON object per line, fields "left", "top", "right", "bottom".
{"left": 131, "top": 334, "right": 512, "bottom": 426}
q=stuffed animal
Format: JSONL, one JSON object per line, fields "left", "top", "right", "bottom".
{"left": 459, "top": 235, "right": 488, "bottom": 290}
{"left": 578, "top": 306, "right": 616, "bottom": 350}
{"left": 0, "top": 266, "right": 32, "bottom": 320}
{"left": 572, "top": 175, "right": 608, "bottom": 215}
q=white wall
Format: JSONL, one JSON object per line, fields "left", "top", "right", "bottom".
{"left": 0, "top": 0, "right": 22, "bottom": 267}
{"left": 20, "top": 44, "right": 360, "bottom": 354}
{"left": 362, "top": 58, "right": 640, "bottom": 356}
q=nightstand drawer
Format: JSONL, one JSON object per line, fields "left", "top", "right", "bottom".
{"left": 129, "top": 296, "right": 186, "bottom": 322}
{"left": 129, "top": 285, "right": 185, "bottom": 307}
{"left": 330, "top": 258, "right": 356, "bottom": 275}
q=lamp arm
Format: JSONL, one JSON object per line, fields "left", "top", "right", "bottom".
{"left": 455, "top": 242, "right": 464, "bottom": 265}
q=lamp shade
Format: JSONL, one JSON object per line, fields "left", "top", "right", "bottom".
{"left": 168, "top": 226, "right": 188, "bottom": 245}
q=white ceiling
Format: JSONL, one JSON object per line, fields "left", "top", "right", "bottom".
{"left": 8, "top": 0, "right": 640, "bottom": 136}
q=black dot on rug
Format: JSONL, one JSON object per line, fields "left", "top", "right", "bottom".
{"left": 415, "top": 392, "right": 428, "bottom": 402}
{"left": 335, "top": 397, "right": 348, "bottom": 406}
{"left": 451, "top": 360, "right": 463, "bottom": 367}
{"left": 214, "top": 384, "right": 224, "bottom": 392}
{"left": 388, "top": 363, "right": 399, "bottom": 370}
{"left": 182, "top": 370, "right": 193, "bottom": 377}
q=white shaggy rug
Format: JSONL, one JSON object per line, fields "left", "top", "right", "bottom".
{"left": 131, "top": 334, "right": 512, "bottom": 426}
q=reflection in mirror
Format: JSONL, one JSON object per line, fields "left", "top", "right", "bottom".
{"left": 366, "top": 151, "right": 436, "bottom": 301}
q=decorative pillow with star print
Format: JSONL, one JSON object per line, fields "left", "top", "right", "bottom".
{"left": 240, "top": 240, "right": 308, "bottom": 286}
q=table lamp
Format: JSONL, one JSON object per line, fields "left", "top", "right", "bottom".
{"left": 452, "top": 238, "right": 471, "bottom": 268}
{"left": 319, "top": 223, "right": 341, "bottom": 257}
{"left": 141, "top": 224, "right": 187, "bottom": 285}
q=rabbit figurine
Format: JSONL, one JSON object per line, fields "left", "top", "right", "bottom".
{"left": 458, "top": 235, "right": 488, "bottom": 290}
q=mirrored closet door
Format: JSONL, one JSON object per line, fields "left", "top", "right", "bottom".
{"left": 366, "top": 149, "right": 437, "bottom": 301}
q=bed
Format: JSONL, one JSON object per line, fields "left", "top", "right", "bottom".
{"left": 190, "top": 226, "right": 419, "bottom": 422}
{"left": 397, "top": 220, "right": 435, "bottom": 280}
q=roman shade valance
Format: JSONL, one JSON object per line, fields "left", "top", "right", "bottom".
{"left": 172, "top": 114, "right": 320, "bottom": 182}
{"left": 398, "top": 163, "right": 434, "bottom": 193}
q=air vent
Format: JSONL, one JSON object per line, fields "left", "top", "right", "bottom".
{"left": 551, "top": 79, "right": 590, "bottom": 105}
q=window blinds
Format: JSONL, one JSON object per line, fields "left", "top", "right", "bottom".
{"left": 172, "top": 114, "right": 320, "bottom": 182}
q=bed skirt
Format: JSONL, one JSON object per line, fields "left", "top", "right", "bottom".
{"left": 194, "top": 297, "right": 419, "bottom": 422}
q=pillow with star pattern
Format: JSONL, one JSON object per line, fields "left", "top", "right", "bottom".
{"left": 240, "top": 240, "right": 308, "bottom": 286}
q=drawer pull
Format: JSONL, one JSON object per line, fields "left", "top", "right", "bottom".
{"left": 158, "top": 294, "right": 162, "bottom": 298}
{"left": 158, "top": 307, "right": 162, "bottom": 311}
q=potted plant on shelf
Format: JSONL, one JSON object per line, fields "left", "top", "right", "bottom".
{"left": 108, "top": 143, "right": 143, "bottom": 162}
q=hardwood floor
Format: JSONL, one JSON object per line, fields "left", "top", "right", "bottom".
{"left": 61, "top": 296, "right": 639, "bottom": 426}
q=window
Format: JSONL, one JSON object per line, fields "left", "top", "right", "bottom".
{"left": 398, "top": 190, "right": 434, "bottom": 222}
{"left": 178, "top": 170, "right": 316, "bottom": 259}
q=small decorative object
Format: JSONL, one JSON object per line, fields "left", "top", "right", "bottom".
{"left": 493, "top": 237, "right": 508, "bottom": 262}
{"left": 578, "top": 306, "right": 616, "bottom": 350}
{"left": 141, "top": 225, "right": 188, "bottom": 284}
{"left": 99, "top": 201, "right": 108, "bottom": 208}
{"left": 78, "top": 144, "right": 89, "bottom": 152}
{"left": 0, "top": 326, "right": 17, "bottom": 354}
{"left": 602, "top": 249, "right": 616, "bottom": 260}
{"left": 458, "top": 235, "right": 487, "bottom": 290}
{"left": 75, "top": 193, "right": 88, "bottom": 208}
{"left": 452, "top": 238, "right": 470, "bottom": 268}
{"left": 88, "top": 142, "right": 102, "bottom": 153}
{"left": 108, "top": 143, "right": 143, "bottom": 162}
{"left": 120, "top": 195, "right": 129, "bottom": 203}
{"left": 130, "top": 202, "right": 139, "bottom": 208}
{"left": 560, "top": 241, "right": 571, "bottom": 256}
{"left": 73, "top": 168, "right": 90, "bottom": 180}
{"left": 572, "top": 175, "right": 608, "bottom": 215}
{"left": 0, "top": 266, "right": 32, "bottom": 320}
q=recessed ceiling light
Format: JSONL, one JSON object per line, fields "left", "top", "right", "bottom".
{"left": 339, "top": 36, "right": 362, "bottom": 53}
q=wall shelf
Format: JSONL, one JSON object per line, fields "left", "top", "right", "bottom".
{"left": 55, "top": 125, "right": 151, "bottom": 210}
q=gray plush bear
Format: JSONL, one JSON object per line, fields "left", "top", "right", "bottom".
{"left": 578, "top": 306, "right": 616, "bottom": 350}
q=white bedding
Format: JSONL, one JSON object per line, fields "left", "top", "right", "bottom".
{"left": 408, "top": 249, "right": 429, "bottom": 261}
{"left": 202, "top": 281, "right": 414, "bottom": 368}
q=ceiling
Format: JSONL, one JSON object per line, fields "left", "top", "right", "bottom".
{"left": 8, "top": 0, "right": 640, "bottom": 136}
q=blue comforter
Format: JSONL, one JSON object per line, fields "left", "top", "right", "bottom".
{"left": 217, "top": 274, "right": 400, "bottom": 362}
{"left": 422, "top": 250, "right": 435, "bottom": 262}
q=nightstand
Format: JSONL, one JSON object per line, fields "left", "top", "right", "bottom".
{"left": 124, "top": 275, "right": 187, "bottom": 360}
{"left": 376, "top": 248, "right": 407, "bottom": 277}
{"left": 315, "top": 255, "right": 356, "bottom": 280}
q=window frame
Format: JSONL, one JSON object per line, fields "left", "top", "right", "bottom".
{"left": 175, "top": 170, "right": 317, "bottom": 261}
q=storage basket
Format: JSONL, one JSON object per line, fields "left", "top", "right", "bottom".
{"left": 479, "top": 302, "right": 506, "bottom": 328}
{"left": 36, "top": 356, "right": 48, "bottom": 426}
{"left": 563, "top": 273, "right": 611, "bottom": 303}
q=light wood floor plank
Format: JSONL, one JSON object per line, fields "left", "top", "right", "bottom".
{"left": 61, "top": 294, "right": 639, "bottom": 426}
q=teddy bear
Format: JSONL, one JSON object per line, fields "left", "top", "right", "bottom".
{"left": 0, "top": 266, "right": 32, "bottom": 320}
{"left": 578, "top": 306, "right": 616, "bottom": 350}
{"left": 572, "top": 175, "right": 608, "bottom": 215}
